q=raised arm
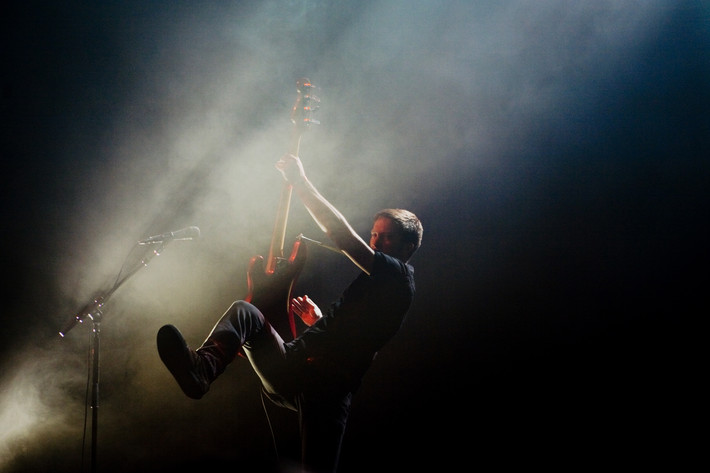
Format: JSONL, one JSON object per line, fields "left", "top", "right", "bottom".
{"left": 276, "top": 154, "right": 375, "bottom": 275}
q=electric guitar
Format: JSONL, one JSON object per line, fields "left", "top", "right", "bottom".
{"left": 245, "top": 78, "right": 319, "bottom": 341}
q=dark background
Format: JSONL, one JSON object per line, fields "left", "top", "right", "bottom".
{"left": 2, "top": 1, "right": 706, "bottom": 472}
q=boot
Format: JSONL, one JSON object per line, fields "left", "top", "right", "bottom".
{"left": 157, "top": 324, "right": 214, "bottom": 400}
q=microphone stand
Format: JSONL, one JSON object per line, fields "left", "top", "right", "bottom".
{"left": 59, "top": 241, "right": 169, "bottom": 473}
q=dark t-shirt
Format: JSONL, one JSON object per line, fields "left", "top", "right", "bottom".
{"left": 289, "top": 251, "right": 415, "bottom": 391}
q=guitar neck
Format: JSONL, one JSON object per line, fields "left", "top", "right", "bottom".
{"left": 264, "top": 78, "right": 317, "bottom": 274}
{"left": 265, "top": 131, "right": 302, "bottom": 274}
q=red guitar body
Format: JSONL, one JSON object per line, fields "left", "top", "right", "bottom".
{"left": 245, "top": 237, "right": 306, "bottom": 341}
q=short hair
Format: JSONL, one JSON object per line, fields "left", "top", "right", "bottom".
{"left": 373, "top": 208, "right": 423, "bottom": 254}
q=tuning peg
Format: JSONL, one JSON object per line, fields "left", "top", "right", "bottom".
{"left": 296, "top": 78, "right": 316, "bottom": 93}
{"left": 303, "top": 94, "right": 320, "bottom": 108}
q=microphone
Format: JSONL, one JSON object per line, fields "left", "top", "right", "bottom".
{"left": 138, "top": 226, "right": 200, "bottom": 245}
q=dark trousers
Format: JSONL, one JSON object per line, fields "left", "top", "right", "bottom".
{"left": 198, "top": 300, "right": 352, "bottom": 473}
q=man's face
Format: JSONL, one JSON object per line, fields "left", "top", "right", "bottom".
{"left": 369, "top": 217, "right": 409, "bottom": 261}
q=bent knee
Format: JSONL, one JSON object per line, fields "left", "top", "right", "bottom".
{"left": 227, "top": 300, "right": 266, "bottom": 328}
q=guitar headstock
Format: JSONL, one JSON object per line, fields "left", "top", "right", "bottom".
{"left": 290, "top": 78, "right": 320, "bottom": 133}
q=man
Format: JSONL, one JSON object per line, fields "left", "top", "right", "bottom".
{"left": 157, "top": 153, "right": 422, "bottom": 472}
